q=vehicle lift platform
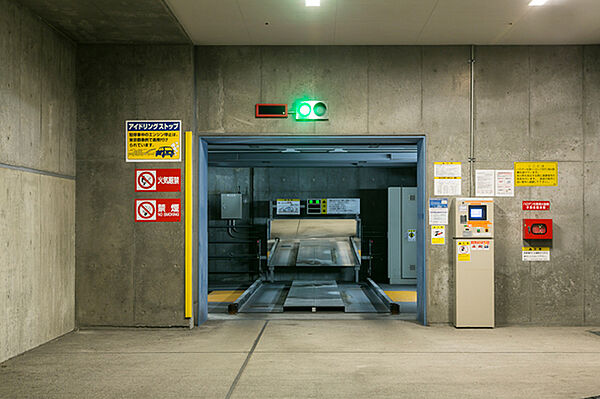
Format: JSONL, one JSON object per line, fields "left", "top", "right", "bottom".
{"left": 217, "top": 200, "right": 402, "bottom": 315}
{"left": 227, "top": 278, "right": 397, "bottom": 314}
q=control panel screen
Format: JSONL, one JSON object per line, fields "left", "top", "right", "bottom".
{"left": 468, "top": 205, "right": 487, "bottom": 220}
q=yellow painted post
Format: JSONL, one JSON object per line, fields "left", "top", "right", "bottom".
{"left": 185, "top": 131, "right": 193, "bottom": 319}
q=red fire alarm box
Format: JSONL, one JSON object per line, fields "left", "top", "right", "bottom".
{"left": 523, "top": 219, "right": 552, "bottom": 240}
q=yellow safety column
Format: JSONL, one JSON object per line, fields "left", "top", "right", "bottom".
{"left": 185, "top": 131, "right": 193, "bottom": 319}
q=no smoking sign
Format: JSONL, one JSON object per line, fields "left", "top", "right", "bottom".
{"left": 135, "top": 199, "right": 180, "bottom": 222}
{"left": 135, "top": 169, "right": 181, "bottom": 192}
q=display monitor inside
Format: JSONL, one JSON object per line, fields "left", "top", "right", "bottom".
{"left": 468, "top": 205, "right": 487, "bottom": 220}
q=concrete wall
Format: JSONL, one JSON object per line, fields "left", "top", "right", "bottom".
{"left": 0, "top": 0, "right": 76, "bottom": 362}
{"left": 196, "top": 45, "right": 600, "bottom": 325}
{"left": 75, "top": 44, "right": 599, "bottom": 326}
{"left": 76, "top": 45, "right": 194, "bottom": 326}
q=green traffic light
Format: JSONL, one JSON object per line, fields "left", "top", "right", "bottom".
{"left": 298, "top": 103, "right": 311, "bottom": 117}
{"left": 313, "top": 102, "right": 326, "bottom": 116}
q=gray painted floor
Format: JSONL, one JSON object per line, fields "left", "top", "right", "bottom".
{"left": 1, "top": 322, "right": 600, "bottom": 398}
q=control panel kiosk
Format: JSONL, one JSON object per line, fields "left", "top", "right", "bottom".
{"left": 452, "top": 198, "right": 494, "bottom": 328}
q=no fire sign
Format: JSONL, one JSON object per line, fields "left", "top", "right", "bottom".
{"left": 136, "top": 169, "right": 181, "bottom": 192}
{"left": 135, "top": 199, "right": 181, "bottom": 222}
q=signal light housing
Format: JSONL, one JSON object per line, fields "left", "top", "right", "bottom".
{"left": 295, "top": 101, "right": 328, "bottom": 121}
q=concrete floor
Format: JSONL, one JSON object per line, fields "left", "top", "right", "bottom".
{"left": 1, "top": 321, "right": 600, "bottom": 398}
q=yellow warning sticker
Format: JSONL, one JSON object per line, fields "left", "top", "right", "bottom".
{"left": 126, "top": 120, "right": 181, "bottom": 162}
{"left": 431, "top": 225, "right": 445, "bottom": 245}
{"left": 522, "top": 247, "right": 550, "bottom": 251}
{"left": 514, "top": 162, "right": 558, "bottom": 186}
{"left": 457, "top": 241, "right": 471, "bottom": 262}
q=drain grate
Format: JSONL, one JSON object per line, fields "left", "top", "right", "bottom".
{"left": 589, "top": 330, "right": 600, "bottom": 337}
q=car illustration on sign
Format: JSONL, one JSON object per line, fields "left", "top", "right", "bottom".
{"left": 155, "top": 146, "right": 175, "bottom": 158}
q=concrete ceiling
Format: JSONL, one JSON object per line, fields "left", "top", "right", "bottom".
{"left": 17, "top": 0, "right": 190, "bottom": 43}
{"left": 15, "top": 0, "right": 600, "bottom": 45}
{"left": 166, "top": 0, "right": 600, "bottom": 45}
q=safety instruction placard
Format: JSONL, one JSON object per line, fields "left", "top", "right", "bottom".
{"left": 514, "top": 162, "right": 558, "bottom": 186}
{"left": 126, "top": 120, "right": 181, "bottom": 162}
{"left": 135, "top": 199, "right": 181, "bottom": 222}
{"left": 431, "top": 225, "right": 445, "bottom": 245}
{"left": 522, "top": 247, "right": 550, "bottom": 261}
{"left": 326, "top": 198, "right": 360, "bottom": 214}
{"left": 434, "top": 162, "right": 461, "bottom": 196}
{"left": 457, "top": 241, "right": 471, "bottom": 261}
{"left": 429, "top": 198, "right": 449, "bottom": 225}
{"left": 135, "top": 169, "right": 181, "bottom": 192}
{"left": 276, "top": 199, "right": 300, "bottom": 215}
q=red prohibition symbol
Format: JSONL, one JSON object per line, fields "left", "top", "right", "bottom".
{"left": 138, "top": 172, "right": 155, "bottom": 189}
{"left": 137, "top": 201, "right": 155, "bottom": 219}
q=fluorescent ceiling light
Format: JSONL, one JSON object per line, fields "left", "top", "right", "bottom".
{"left": 306, "top": 0, "right": 320, "bottom": 6}
{"left": 528, "top": 0, "right": 547, "bottom": 6}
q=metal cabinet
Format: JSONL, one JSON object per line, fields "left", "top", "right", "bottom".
{"left": 388, "top": 187, "right": 417, "bottom": 284}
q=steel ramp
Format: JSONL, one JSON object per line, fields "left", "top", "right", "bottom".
{"left": 283, "top": 280, "right": 345, "bottom": 311}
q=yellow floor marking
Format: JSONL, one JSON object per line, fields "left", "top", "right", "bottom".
{"left": 207, "top": 290, "right": 245, "bottom": 303}
{"left": 385, "top": 290, "right": 417, "bottom": 303}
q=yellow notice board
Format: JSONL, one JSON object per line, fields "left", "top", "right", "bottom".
{"left": 514, "top": 162, "right": 557, "bottom": 186}
{"left": 126, "top": 120, "right": 181, "bottom": 162}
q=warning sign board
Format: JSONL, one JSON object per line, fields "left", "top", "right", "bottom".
{"left": 457, "top": 241, "right": 471, "bottom": 262}
{"left": 522, "top": 201, "right": 550, "bottom": 211}
{"left": 522, "top": 247, "right": 550, "bottom": 261}
{"left": 126, "top": 120, "right": 181, "bottom": 162}
{"left": 135, "top": 169, "right": 181, "bottom": 192}
{"left": 514, "top": 162, "right": 558, "bottom": 186}
{"left": 407, "top": 229, "right": 417, "bottom": 242}
{"left": 431, "top": 225, "right": 445, "bottom": 245}
{"left": 135, "top": 199, "right": 181, "bottom": 222}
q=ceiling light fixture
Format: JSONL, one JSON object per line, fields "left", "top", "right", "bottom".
{"left": 528, "top": 0, "right": 547, "bottom": 6}
{"left": 306, "top": 0, "right": 320, "bottom": 6}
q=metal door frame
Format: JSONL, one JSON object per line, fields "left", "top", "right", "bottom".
{"left": 197, "top": 135, "right": 427, "bottom": 325}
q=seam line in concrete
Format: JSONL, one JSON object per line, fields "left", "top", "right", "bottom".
{"left": 225, "top": 320, "right": 269, "bottom": 399}
{"left": 248, "top": 350, "right": 600, "bottom": 355}
{"left": 30, "top": 350, "right": 600, "bottom": 356}
{"left": 34, "top": 351, "right": 257, "bottom": 355}
{"left": 582, "top": 46, "right": 587, "bottom": 325}
{"left": 0, "top": 162, "right": 75, "bottom": 180}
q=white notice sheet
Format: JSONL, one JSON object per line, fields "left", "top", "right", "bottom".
{"left": 434, "top": 162, "right": 461, "bottom": 196}
{"left": 475, "top": 170, "right": 495, "bottom": 196}
{"left": 495, "top": 170, "right": 515, "bottom": 197}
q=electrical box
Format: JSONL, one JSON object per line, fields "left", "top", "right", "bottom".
{"left": 388, "top": 187, "right": 417, "bottom": 284}
{"left": 453, "top": 198, "right": 495, "bottom": 328}
{"left": 221, "top": 193, "right": 242, "bottom": 219}
{"left": 523, "top": 219, "right": 552, "bottom": 240}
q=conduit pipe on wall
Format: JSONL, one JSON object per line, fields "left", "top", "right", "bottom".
{"left": 469, "top": 45, "right": 475, "bottom": 196}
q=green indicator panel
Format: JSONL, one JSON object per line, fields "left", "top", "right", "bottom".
{"left": 307, "top": 199, "right": 324, "bottom": 214}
